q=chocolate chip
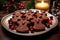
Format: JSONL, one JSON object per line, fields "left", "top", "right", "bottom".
{"left": 27, "top": 18, "right": 33, "bottom": 22}
{"left": 33, "top": 14, "right": 37, "bottom": 18}
{"left": 27, "top": 19, "right": 31, "bottom": 22}
{"left": 17, "top": 19, "right": 20, "bottom": 21}
{"left": 16, "top": 16, "right": 18, "bottom": 17}
{"left": 50, "top": 16, "right": 53, "bottom": 20}
{"left": 12, "top": 16, "right": 14, "bottom": 18}
{"left": 34, "top": 12, "right": 37, "bottom": 14}
{"left": 27, "top": 22, "right": 34, "bottom": 27}
{"left": 32, "top": 12, "right": 36, "bottom": 16}
{"left": 21, "top": 16, "right": 26, "bottom": 18}
{"left": 22, "top": 23, "right": 25, "bottom": 25}
{"left": 40, "top": 14, "right": 43, "bottom": 15}
{"left": 39, "top": 16, "right": 42, "bottom": 18}
{"left": 31, "top": 11, "right": 34, "bottom": 13}
{"left": 37, "top": 21, "right": 39, "bottom": 24}
{"left": 29, "top": 18, "right": 33, "bottom": 20}
{"left": 33, "top": 13, "right": 37, "bottom": 18}
{"left": 45, "top": 14, "right": 47, "bottom": 16}
{"left": 30, "top": 22, "right": 34, "bottom": 26}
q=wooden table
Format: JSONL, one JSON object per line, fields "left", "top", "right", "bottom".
{"left": 0, "top": 13, "right": 60, "bottom": 40}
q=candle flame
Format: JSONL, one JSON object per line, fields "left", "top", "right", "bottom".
{"left": 35, "top": 0, "right": 49, "bottom": 11}
{"left": 40, "top": 0, "right": 45, "bottom": 7}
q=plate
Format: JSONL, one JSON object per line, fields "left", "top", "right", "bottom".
{"left": 1, "top": 9, "right": 58, "bottom": 36}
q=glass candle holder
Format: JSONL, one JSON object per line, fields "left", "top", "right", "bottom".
{"left": 35, "top": 0, "right": 50, "bottom": 11}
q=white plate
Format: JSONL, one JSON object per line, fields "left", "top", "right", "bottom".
{"left": 1, "top": 9, "right": 58, "bottom": 36}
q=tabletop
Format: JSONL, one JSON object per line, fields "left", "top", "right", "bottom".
{"left": 0, "top": 12, "right": 60, "bottom": 40}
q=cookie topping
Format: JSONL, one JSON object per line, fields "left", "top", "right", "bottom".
{"left": 17, "top": 19, "right": 21, "bottom": 21}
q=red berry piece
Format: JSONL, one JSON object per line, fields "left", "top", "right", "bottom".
{"left": 48, "top": 19, "right": 52, "bottom": 25}
{"left": 30, "top": 28, "right": 33, "bottom": 31}
{"left": 10, "top": 25, "right": 15, "bottom": 30}
{"left": 30, "top": 26, "right": 34, "bottom": 33}
{"left": 20, "top": 3, "right": 23, "bottom": 6}
{"left": 30, "top": 27, "right": 33, "bottom": 30}
{"left": 30, "top": 26, "right": 32, "bottom": 29}
{"left": 21, "top": 7, "right": 24, "bottom": 9}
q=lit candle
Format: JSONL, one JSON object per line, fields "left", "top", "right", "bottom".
{"left": 35, "top": 0, "right": 49, "bottom": 11}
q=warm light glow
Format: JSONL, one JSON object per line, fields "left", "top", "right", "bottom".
{"left": 35, "top": 0, "right": 49, "bottom": 11}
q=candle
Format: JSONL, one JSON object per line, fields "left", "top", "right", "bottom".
{"left": 35, "top": 0, "right": 49, "bottom": 11}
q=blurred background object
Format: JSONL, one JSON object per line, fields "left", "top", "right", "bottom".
{"left": 0, "top": 0, "right": 60, "bottom": 19}
{"left": 0, "top": 0, "right": 35, "bottom": 13}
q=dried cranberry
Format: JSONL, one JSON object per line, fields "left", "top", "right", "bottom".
{"left": 45, "top": 14, "right": 47, "bottom": 16}
{"left": 10, "top": 25, "right": 15, "bottom": 30}
{"left": 30, "top": 26, "right": 34, "bottom": 33}
{"left": 48, "top": 19, "right": 52, "bottom": 25}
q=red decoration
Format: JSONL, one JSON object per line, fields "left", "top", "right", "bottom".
{"left": 8, "top": 0, "right": 14, "bottom": 3}
{"left": 30, "top": 26, "right": 33, "bottom": 31}
{"left": 3, "top": 4, "right": 8, "bottom": 11}
{"left": 18, "top": 3, "right": 25, "bottom": 9}
{"left": 48, "top": 19, "right": 52, "bottom": 25}
{"left": 10, "top": 25, "right": 15, "bottom": 30}
{"left": 30, "top": 26, "right": 34, "bottom": 33}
